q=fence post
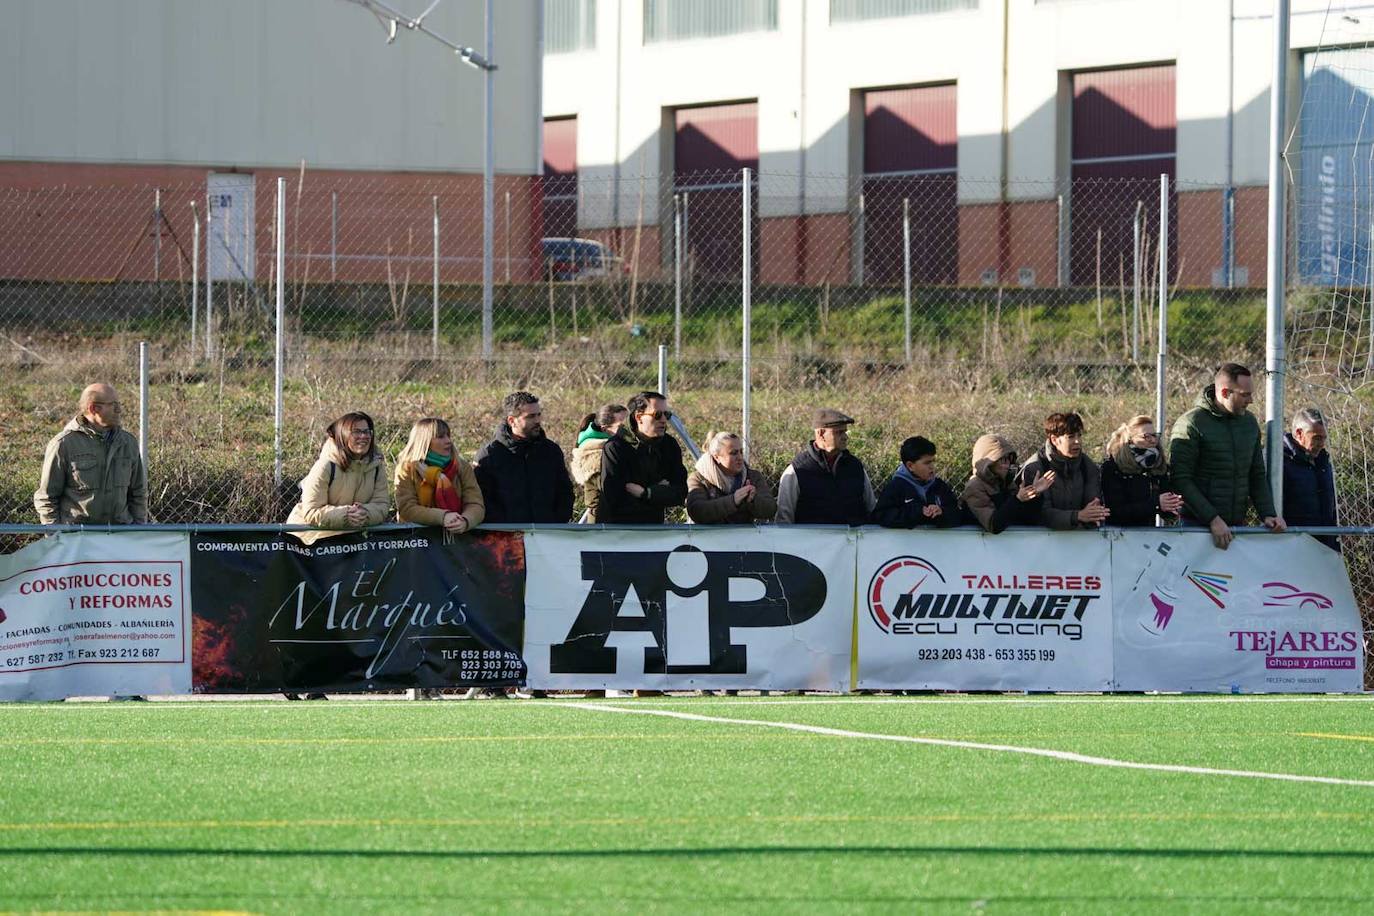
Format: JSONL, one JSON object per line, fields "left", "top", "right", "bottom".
{"left": 741, "top": 167, "right": 753, "bottom": 461}
{"left": 674, "top": 193, "right": 683, "bottom": 355}
{"left": 480, "top": 0, "right": 495, "bottom": 360}
{"left": 1056, "top": 192, "right": 1067, "bottom": 287}
{"left": 1156, "top": 174, "right": 1170, "bottom": 482}
{"left": 138, "top": 341, "right": 149, "bottom": 470}
{"left": 432, "top": 196, "right": 440, "bottom": 360}
{"left": 1264, "top": 0, "right": 1290, "bottom": 512}
{"left": 1367, "top": 222, "right": 1374, "bottom": 371}
{"left": 1132, "top": 200, "right": 1143, "bottom": 362}
{"left": 204, "top": 196, "right": 213, "bottom": 360}
{"left": 330, "top": 191, "right": 338, "bottom": 282}
{"left": 903, "top": 197, "right": 912, "bottom": 365}
{"left": 153, "top": 189, "right": 162, "bottom": 288}
{"left": 504, "top": 189, "right": 511, "bottom": 284}
{"left": 658, "top": 344, "right": 669, "bottom": 400}
{"left": 1222, "top": 186, "right": 1235, "bottom": 288}
{"left": 274, "top": 178, "right": 286, "bottom": 491}
{"left": 190, "top": 202, "right": 199, "bottom": 357}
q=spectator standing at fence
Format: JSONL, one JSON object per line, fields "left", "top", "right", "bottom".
{"left": 775, "top": 409, "right": 876, "bottom": 525}
{"left": 394, "top": 418, "right": 484, "bottom": 534}
{"left": 1017, "top": 412, "right": 1111, "bottom": 530}
{"left": 1169, "top": 363, "right": 1286, "bottom": 550}
{"left": 1282, "top": 407, "right": 1338, "bottom": 551}
{"left": 35, "top": 383, "right": 148, "bottom": 526}
{"left": 959, "top": 434, "right": 1049, "bottom": 533}
{"left": 871, "top": 436, "right": 960, "bottom": 529}
{"left": 687, "top": 431, "right": 777, "bottom": 524}
{"left": 571, "top": 403, "right": 628, "bottom": 523}
{"left": 1100, "top": 416, "right": 1183, "bottom": 527}
{"left": 473, "top": 391, "right": 575, "bottom": 524}
{"left": 600, "top": 391, "right": 688, "bottom": 524}
{"left": 286, "top": 411, "right": 390, "bottom": 546}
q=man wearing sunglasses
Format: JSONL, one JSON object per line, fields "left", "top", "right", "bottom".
{"left": 599, "top": 390, "right": 688, "bottom": 524}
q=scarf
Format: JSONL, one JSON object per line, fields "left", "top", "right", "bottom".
{"left": 578, "top": 425, "right": 613, "bottom": 447}
{"left": 416, "top": 453, "right": 463, "bottom": 512}
{"left": 1111, "top": 439, "right": 1167, "bottom": 477}
{"left": 694, "top": 451, "right": 745, "bottom": 495}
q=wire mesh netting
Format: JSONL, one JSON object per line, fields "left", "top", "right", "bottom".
{"left": 0, "top": 167, "right": 1367, "bottom": 682}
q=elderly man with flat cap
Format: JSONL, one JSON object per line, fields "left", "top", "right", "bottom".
{"left": 775, "top": 408, "right": 876, "bottom": 525}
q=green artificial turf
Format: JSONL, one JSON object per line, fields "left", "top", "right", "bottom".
{"left": 2, "top": 695, "right": 1372, "bottom": 913}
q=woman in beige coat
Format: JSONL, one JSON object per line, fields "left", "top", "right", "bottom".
{"left": 286, "top": 411, "right": 391, "bottom": 545}
{"left": 686, "top": 431, "right": 777, "bottom": 524}
{"left": 394, "top": 417, "right": 484, "bottom": 532}
{"left": 571, "top": 403, "right": 627, "bottom": 523}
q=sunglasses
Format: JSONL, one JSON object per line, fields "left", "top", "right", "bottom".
{"left": 641, "top": 410, "right": 674, "bottom": 421}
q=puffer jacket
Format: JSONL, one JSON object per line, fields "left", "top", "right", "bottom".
{"left": 1282, "top": 432, "right": 1337, "bottom": 550}
{"left": 34, "top": 416, "right": 148, "bottom": 525}
{"left": 286, "top": 439, "right": 390, "bottom": 544}
{"left": 959, "top": 434, "right": 1029, "bottom": 534}
{"left": 571, "top": 426, "right": 614, "bottom": 522}
{"left": 1017, "top": 443, "right": 1103, "bottom": 530}
{"left": 394, "top": 456, "right": 485, "bottom": 530}
{"left": 473, "top": 423, "right": 575, "bottom": 524}
{"left": 685, "top": 453, "right": 777, "bottom": 524}
{"left": 600, "top": 427, "right": 688, "bottom": 524}
{"left": 1169, "top": 385, "right": 1277, "bottom": 525}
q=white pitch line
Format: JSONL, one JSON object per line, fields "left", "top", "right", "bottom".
{"left": 569, "top": 703, "right": 1374, "bottom": 789}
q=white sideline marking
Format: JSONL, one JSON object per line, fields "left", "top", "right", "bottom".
{"left": 570, "top": 703, "right": 1374, "bottom": 789}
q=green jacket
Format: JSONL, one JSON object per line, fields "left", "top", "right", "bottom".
{"left": 34, "top": 416, "right": 148, "bottom": 525}
{"left": 1168, "top": 385, "right": 1276, "bottom": 525}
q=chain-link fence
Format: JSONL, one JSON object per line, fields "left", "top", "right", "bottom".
{"left": 3, "top": 168, "right": 1370, "bottom": 672}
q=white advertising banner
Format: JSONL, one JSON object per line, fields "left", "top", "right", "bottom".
{"left": 524, "top": 528, "right": 855, "bottom": 691}
{"left": 0, "top": 532, "right": 192, "bottom": 700}
{"left": 1111, "top": 531, "right": 1364, "bottom": 693}
{"left": 857, "top": 530, "right": 1115, "bottom": 691}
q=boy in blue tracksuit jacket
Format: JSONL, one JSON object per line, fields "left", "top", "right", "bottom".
{"left": 871, "top": 436, "right": 961, "bottom": 529}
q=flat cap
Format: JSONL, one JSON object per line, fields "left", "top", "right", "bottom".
{"left": 812, "top": 407, "right": 855, "bottom": 429}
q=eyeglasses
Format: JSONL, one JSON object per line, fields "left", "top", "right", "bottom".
{"left": 642, "top": 410, "right": 673, "bottom": 421}
{"left": 349, "top": 428, "right": 374, "bottom": 438}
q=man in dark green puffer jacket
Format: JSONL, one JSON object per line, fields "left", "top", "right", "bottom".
{"left": 1169, "top": 363, "right": 1286, "bottom": 550}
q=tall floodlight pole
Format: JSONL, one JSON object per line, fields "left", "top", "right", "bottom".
{"left": 338, "top": 0, "right": 497, "bottom": 357}
{"left": 1265, "top": 0, "right": 1289, "bottom": 512}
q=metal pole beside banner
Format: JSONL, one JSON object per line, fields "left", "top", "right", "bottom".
{"left": 1156, "top": 174, "right": 1170, "bottom": 452}
{"left": 481, "top": 0, "right": 495, "bottom": 360}
{"left": 204, "top": 197, "right": 213, "bottom": 361}
{"left": 658, "top": 344, "right": 669, "bottom": 400}
{"left": 274, "top": 178, "right": 286, "bottom": 490}
{"left": 190, "top": 203, "right": 199, "bottom": 357}
{"left": 432, "top": 196, "right": 440, "bottom": 360}
{"left": 741, "top": 167, "right": 753, "bottom": 460}
{"left": 138, "top": 341, "right": 149, "bottom": 469}
{"left": 674, "top": 193, "right": 683, "bottom": 355}
{"left": 902, "top": 197, "right": 912, "bottom": 365}
{"left": 1265, "top": 0, "right": 1290, "bottom": 512}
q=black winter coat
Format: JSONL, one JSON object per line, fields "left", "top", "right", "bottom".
{"left": 1282, "top": 433, "right": 1338, "bottom": 551}
{"left": 1100, "top": 457, "right": 1172, "bottom": 527}
{"left": 473, "top": 424, "right": 574, "bottom": 523}
{"left": 600, "top": 430, "right": 688, "bottom": 523}
{"left": 871, "top": 467, "right": 961, "bottom": 529}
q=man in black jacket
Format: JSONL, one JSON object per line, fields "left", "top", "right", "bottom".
{"left": 474, "top": 391, "right": 574, "bottom": 523}
{"left": 1282, "top": 407, "right": 1338, "bottom": 551}
{"left": 599, "top": 391, "right": 688, "bottom": 523}
{"left": 775, "top": 408, "right": 876, "bottom": 525}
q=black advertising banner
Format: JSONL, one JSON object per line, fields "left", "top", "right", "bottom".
{"left": 191, "top": 530, "right": 526, "bottom": 692}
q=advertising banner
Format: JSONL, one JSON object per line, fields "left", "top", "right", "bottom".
{"left": 524, "top": 527, "right": 855, "bottom": 691}
{"left": 1111, "top": 531, "right": 1365, "bottom": 692}
{"left": 0, "top": 531, "right": 191, "bottom": 701}
{"left": 191, "top": 529, "right": 526, "bottom": 692}
{"left": 857, "top": 530, "right": 1115, "bottom": 691}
